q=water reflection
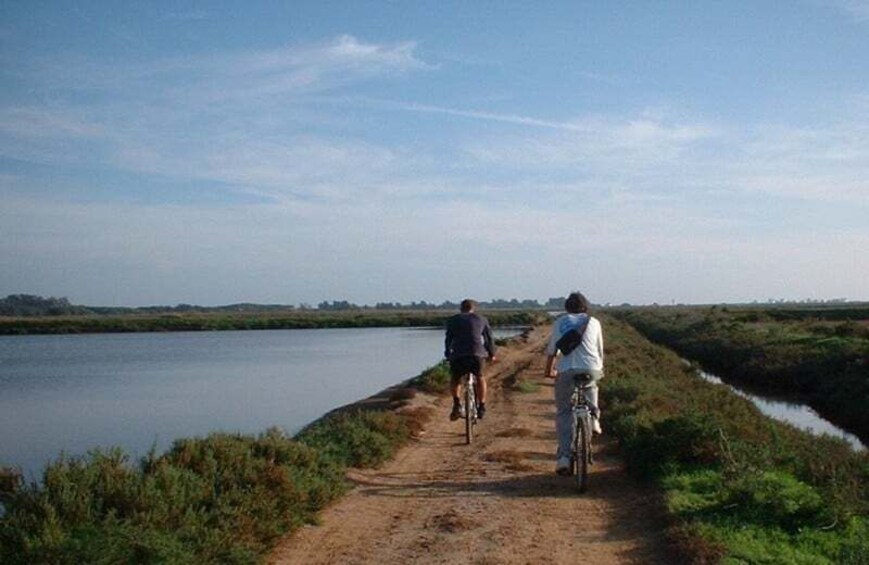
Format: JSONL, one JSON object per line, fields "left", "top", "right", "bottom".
{"left": 693, "top": 366, "right": 865, "bottom": 451}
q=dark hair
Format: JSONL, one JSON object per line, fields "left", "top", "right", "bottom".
{"left": 564, "top": 292, "right": 588, "bottom": 314}
{"left": 460, "top": 299, "right": 476, "bottom": 313}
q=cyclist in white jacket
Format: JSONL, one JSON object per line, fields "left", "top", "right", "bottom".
{"left": 544, "top": 291, "right": 604, "bottom": 475}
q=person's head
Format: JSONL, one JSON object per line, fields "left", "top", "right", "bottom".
{"left": 564, "top": 292, "right": 589, "bottom": 314}
{"left": 460, "top": 299, "right": 476, "bottom": 313}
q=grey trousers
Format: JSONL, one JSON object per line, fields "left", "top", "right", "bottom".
{"left": 555, "top": 369, "right": 602, "bottom": 460}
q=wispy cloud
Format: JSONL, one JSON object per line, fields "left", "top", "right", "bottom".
{"left": 20, "top": 34, "right": 431, "bottom": 103}
{"left": 460, "top": 111, "right": 719, "bottom": 178}
{"left": 201, "top": 35, "right": 433, "bottom": 98}
{"left": 386, "top": 101, "right": 598, "bottom": 132}
{"left": 449, "top": 106, "right": 869, "bottom": 205}
{"left": 827, "top": 0, "right": 869, "bottom": 21}
{"left": 0, "top": 35, "right": 433, "bottom": 196}
{"left": 0, "top": 107, "right": 105, "bottom": 139}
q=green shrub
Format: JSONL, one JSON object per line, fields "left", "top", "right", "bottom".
{"left": 411, "top": 361, "right": 451, "bottom": 394}
{"left": 296, "top": 410, "right": 410, "bottom": 469}
{"left": 0, "top": 423, "right": 395, "bottom": 563}
{"left": 623, "top": 412, "right": 722, "bottom": 479}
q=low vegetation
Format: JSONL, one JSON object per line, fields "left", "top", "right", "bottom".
{"left": 0, "top": 407, "right": 420, "bottom": 563}
{"left": 602, "top": 314, "right": 869, "bottom": 563}
{"left": 610, "top": 304, "right": 869, "bottom": 444}
{"left": 409, "top": 360, "right": 452, "bottom": 394}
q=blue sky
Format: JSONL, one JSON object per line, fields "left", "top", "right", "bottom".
{"left": 2, "top": 1, "right": 868, "bottom": 306}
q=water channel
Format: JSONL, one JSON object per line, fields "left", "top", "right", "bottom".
{"left": 690, "top": 364, "right": 865, "bottom": 451}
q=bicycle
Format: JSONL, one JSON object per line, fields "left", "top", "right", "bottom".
{"left": 570, "top": 373, "right": 597, "bottom": 492}
{"left": 460, "top": 372, "right": 479, "bottom": 445}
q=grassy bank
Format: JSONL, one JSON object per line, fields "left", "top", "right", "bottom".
{"left": 609, "top": 305, "right": 869, "bottom": 444}
{"left": 0, "top": 309, "right": 546, "bottom": 335}
{"left": 602, "top": 314, "right": 869, "bottom": 563}
{"left": 0, "top": 388, "right": 437, "bottom": 563}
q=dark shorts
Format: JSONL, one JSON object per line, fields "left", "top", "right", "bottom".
{"left": 449, "top": 356, "right": 484, "bottom": 386}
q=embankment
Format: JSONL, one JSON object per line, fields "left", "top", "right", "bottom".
{"left": 611, "top": 305, "right": 869, "bottom": 445}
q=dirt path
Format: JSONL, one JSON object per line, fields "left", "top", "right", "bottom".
{"left": 269, "top": 327, "right": 671, "bottom": 564}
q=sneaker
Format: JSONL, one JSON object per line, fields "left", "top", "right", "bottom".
{"left": 592, "top": 418, "right": 603, "bottom": 435}
{"left": 477, "top": 404, "right": 486, "bottom": 420}
{"left": 449, "top": 404, "right": 465, "bottom": 421}
{"left": 555, "top": 456, "right": 571, "bottom": 476}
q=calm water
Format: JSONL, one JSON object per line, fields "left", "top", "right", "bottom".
{"left": 693, "top": 367, "right": 865, "bottom": 450}
{"left": 0, "top": 327, "right": 466, "bottom": 478}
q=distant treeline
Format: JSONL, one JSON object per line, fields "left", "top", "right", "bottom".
{"left": 0, "top": 294, "right": 565, "bottom": 318}
{"left": 0, "top": 308, "right": 549, "bottom": 336}
{"left": 0, "top": 295, "right": 91, "bottom": 317}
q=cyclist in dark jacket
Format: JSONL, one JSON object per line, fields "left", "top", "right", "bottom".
{"left": 444, "top": 299, "right": 496, "bottom": 420}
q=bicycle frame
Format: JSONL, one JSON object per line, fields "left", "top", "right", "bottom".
{"left": 570, "top": 374, "right": 596, "bottom": 492}
{"left": 462, "top": 372, "right": 478, "bottom": 445}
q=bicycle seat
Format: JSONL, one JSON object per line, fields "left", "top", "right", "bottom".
{"left": 572, "top": 373, "right": 595, "bottom": 386}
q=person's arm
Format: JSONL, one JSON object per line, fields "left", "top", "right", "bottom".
{"left": 544, "top": 322, "right": 559, "bottom": 378}
{"left": 544, "top": 354, "right": 557, "bottom": 379}
{"left": 483, "top": 323, "right": 496, "bottom": 360}
{"left": 444, "top": 319, "right": 453, "bottom": 359}
{"left": 598, "top": 323, "right": 605, "bottom": 366}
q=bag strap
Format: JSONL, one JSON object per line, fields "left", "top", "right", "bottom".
{"left": 573, "top": 315, "right": 591, "bottom": 339}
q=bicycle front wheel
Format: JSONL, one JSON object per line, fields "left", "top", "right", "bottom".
{"left": 575, "top": 416, "right": 590, "bottom": 493}
{"left": 464, "top": 380, "right": 475, "bottom": 445}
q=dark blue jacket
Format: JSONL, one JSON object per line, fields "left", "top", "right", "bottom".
{"left": 444, "top": 312, "right": 495, "bottom": 360}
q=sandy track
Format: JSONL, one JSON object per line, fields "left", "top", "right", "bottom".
{"left": 269, "top": 327, "right": 671, "bottom": 564}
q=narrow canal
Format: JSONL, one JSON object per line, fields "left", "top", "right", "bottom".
{"left": 691, "top": 363, "right": 865, "bottom": 451}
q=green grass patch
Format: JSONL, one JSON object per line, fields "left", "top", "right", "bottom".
{"left": 410, "top": 360, "right": 451, "bottom": 394}
{"left": 512, "top": 380, "right": 541, "bottom": 393}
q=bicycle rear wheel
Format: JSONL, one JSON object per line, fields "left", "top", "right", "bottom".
{"left": 464, "top": 378, "right": 475, "bottom": 445}
{"left": 575, "top": 415, "right": 590, "bottom": 492}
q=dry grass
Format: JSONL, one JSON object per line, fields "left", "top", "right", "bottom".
{"left": 399, "top": 406, "right": 435, "bottom": 439}
{"left": 427, "top": 509, "right": 481, "bottom": 533}
{"left": 388, "top": 387, "right": 417, "bottom": 402}
{"left": 483, "top": 449, "right": 534, "bottom": 472}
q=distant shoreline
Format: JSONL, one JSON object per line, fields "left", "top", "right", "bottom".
{"left": 0, "top": 309, "right": 547, "bottom": 336}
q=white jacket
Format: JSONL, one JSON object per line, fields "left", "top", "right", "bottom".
{"left": 545, "top": 313, "right": 604, "bottom": 374}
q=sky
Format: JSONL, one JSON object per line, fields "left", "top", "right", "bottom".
{"left": 2, "top": 1, "right": 868, "bottom": 307}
